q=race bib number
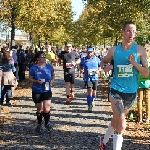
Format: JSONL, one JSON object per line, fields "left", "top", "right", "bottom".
{"left": 66, "top": 63, "right": 72, "bottom": 68}
{"left": 88, "top": 69, "right": 96, "bottom": 75}
{"left": 117, "top": 64, "right": 133, "bottom": 77}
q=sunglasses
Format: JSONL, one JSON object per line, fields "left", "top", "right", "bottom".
{"left": 124, "top": 30, "right": 137, "bottom": 34}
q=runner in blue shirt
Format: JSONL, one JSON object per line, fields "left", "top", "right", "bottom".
{"left": 29, "top": 51, "right": 55, "bottom": 132}
{"left": 80, "top": 47, "right": 101, "bottom": 112}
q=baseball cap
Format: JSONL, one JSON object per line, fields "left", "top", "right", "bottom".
{"left": 87, "top": 47, "right": 93, "bottom": 51}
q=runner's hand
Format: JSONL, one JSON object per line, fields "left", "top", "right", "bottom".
{"left": 38, "top": 80, "right": 43, "bottom": 84}
{"left": 49, "top": 80, "right": 54, "bottom": 86}
{"left": 103, "top": 64, "right": 112, "bottom": 73}
{"left": 95, "top": 70, "right": 99, "bottom": 74}
{"left": 128, "top": 54, "right": 136, "bottom": 65}
{"left": 81, "top": 69, "right": 84, "bottom": 73}
{"left": 71, "top": 61, "right": 76, "bottom": 66}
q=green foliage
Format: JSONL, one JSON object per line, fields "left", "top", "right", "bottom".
{"left": 0, "top": 0, "right": 74, "bottom": 46}
{"left": 73, "top": 0, "right": 150, "bottom": 45}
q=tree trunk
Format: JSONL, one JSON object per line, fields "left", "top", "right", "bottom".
{"left": 29, "top": 32, "right": 33, "bottom": 46}
{"left": 115, "top": 37, "right": 118, "bottom": 46}
{"left": 38, "top": 35, "right": 40, "bottom": 48}
{"left": 11, "top": 23, "right": 15, "bottom": 48}
{"left": 10, "top": 7, "right": 16, "bottom": 49}
{"left": 104, "top": 38, "right": 106, "bottom": 48}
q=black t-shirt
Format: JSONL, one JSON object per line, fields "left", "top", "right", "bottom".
{"left": 61, "top": 50, "right": 79, "bottom": 70}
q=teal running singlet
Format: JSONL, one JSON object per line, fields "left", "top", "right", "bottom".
{"left": 111, "top": 42, "right": 140, "bottom": 93}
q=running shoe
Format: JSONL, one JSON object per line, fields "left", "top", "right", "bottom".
{"left": 66, "top": 98, "right": 71, "bottom": 104}
{"left": 35, "top": 124, "right": 42, "bottom": 132}
{"left": 99, "top": 136, "right": 106, "bottom": 150}
{"left": 70, "top": 92, "right": 74, "bottom": 98}
{"left": 45, "top": 122, "right": 53, "bottom": 131}
{"left": 88, "top": 106, "right": 92, "bottom": 113}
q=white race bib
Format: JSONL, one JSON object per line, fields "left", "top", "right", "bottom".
{"left": 81, "top": 53, "right": 87, "bottom": 58}
{"left": 45, "top": 82, "right": 49, "bottom": 90}
{"left": 66, "top": 63, "right": 72, "bottom": 68}
{"left": 117, "top": 64, "right": 133, "bottom": 77}
{"left": 88, "top": 69, "right": 96, "bottom": 75}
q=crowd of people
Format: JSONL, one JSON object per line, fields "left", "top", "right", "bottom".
{"left": 0, "top": 21, "right": 150, "bottom": 150}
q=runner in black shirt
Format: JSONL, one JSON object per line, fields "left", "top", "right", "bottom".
{"left": 60, "top": 42, "right": 80, "bottom": 103}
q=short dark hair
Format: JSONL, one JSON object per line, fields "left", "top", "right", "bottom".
{"left": 122, "top": 21, "right": 136, "bottom": 30}
{"left": 31, "top": 51, "right": 45, "bottom": 63}
{"left": 19, "top": 44, "right": 23, "bottom": 49}
{"left": 64, "top": 41, "right": 72, "bottom": 46}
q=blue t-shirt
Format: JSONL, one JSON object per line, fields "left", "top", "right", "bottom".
{"left": 0, "top": 60, "right": 16, "bottom": 72}
{"left": 29, "top": 63, "right": 54, "bottom": 93}
{"left": 80, "top": 55, "right": 100, "bottom": 81}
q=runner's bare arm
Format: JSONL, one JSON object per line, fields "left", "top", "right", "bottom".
{"left": 51, "top": 72, "right": 55, "bottom": 82}
{"left": 100, "top": 47, "right": 115, "bottom": 68}
{"left": 129, "top": 45, "right": 149, "bottom": 77}
{"left": 29, "top": 75, "right": 40, "bottom": 83}
{"left": 75, "top": 58, "right": 80, "bottom": 64}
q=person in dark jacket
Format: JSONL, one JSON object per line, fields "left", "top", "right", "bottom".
{"left": 17, "top": 45, "right": 26, "bottom": 81}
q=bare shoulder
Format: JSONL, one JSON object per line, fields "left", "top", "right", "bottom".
{"left": 137, "top": 45, "right": 146, "bottom": 56}
{"left": 137, "top": 45, "right": 148, "bottom": 67}
{"left": 102, "top": 46, "right": 116, "bottom": 63}
{"left": 107, "top": 46, "right": 116, "bottom": 56}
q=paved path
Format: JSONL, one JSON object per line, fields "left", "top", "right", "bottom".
{"left": 0, "top": 66, "right": 150, "bottom": 150}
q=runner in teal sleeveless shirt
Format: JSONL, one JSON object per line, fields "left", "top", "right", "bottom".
{"left": 99, "top": 21, "right": 149, "bottom": 150}
{"left": 111, "top": 42, "right": 140, "bottom": 93}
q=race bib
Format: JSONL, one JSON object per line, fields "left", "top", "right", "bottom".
{"left": 81, "top": 53, "right": 87, "bottom": 58}
{"left": 45, "top": 82, "right": 49, "bottom": 90}
{"left": 66, "top": 63, "right": 72, "bottom": 68}
{"left": 117, "top": 64, "right": 133, "bottom": 77}
{"left": 88, "top": 69, "right": 96, "bottom": 75}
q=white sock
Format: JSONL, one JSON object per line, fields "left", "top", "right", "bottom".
{"left": 113, "top": 134, "right": 123, "bottom": 150}
{"left": 103, "top": 123, "right": 114, "bottom": 145}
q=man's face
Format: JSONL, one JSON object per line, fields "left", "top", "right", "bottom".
{"left": 122, "top": 24, "right": 136, "bottom": 42}
{"left": 87, "top": 51, "right": 93, "bottom": 57}
{"left": 66, "top": 44, "right": 72, "bottom": 52}
{"left": 46, "top": 45, "right": 51, "bottom": 52}
{"left": 82, "top": 46, "right": 86, "bottom": 52}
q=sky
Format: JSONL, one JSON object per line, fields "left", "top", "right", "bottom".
{"left": 71, "top": 0, "right": 84, "bottom": 21}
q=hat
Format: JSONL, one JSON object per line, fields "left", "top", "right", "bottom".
{"left": 87, "top": 47, "right": 93, "bottom": 51}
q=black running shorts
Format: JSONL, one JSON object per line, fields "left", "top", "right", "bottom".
{"left": 110, "top": 88, "right": 137, "bottom": 109}
{"left": 64, "top": 71, "right": 75, "bottom": 84}
{"left": 32, "top": 91, "right": 52, "bottom": 104}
